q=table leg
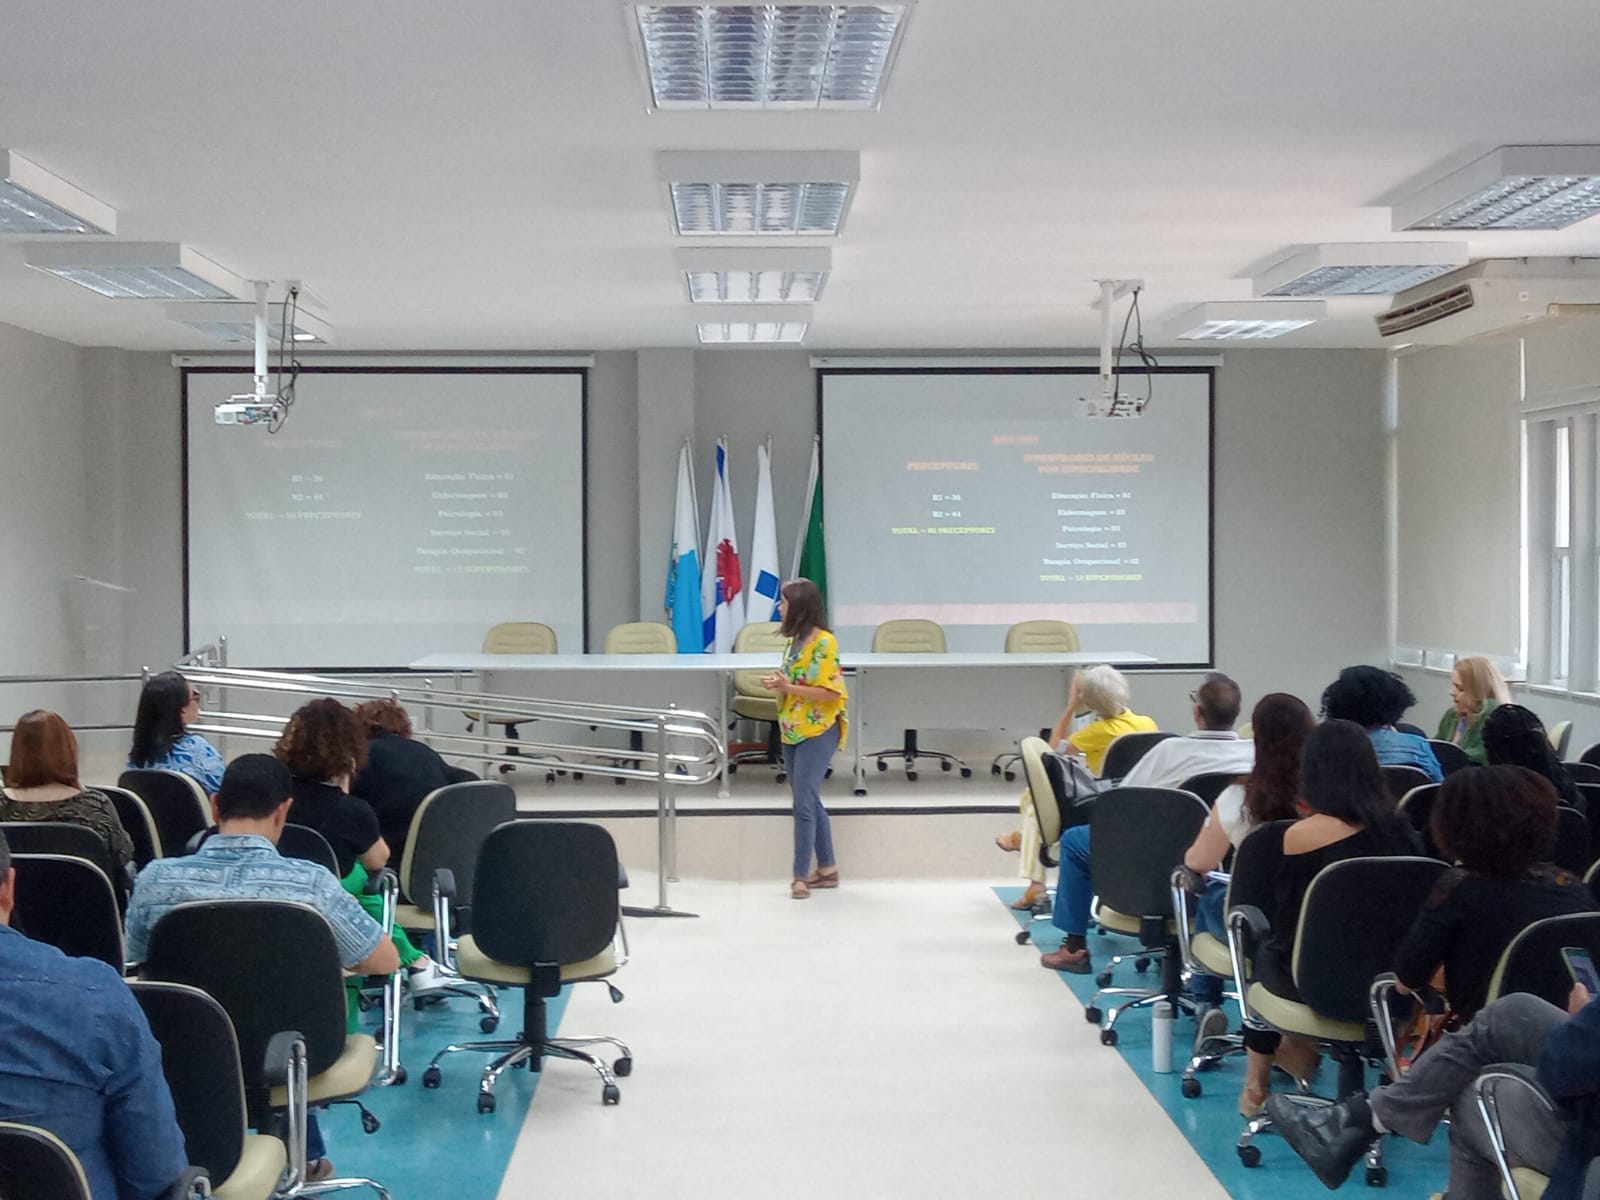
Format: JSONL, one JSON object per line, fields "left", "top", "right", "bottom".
{"left": 852, "top": 667, "right": 867, "bottom": 797}
{"left": 717, "top": 669, "right": 731, "bottom": 799}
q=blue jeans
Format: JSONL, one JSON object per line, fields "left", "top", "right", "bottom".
{"left": 1051, "top": 825, "right": 1094, "bottom": 937}
{"left": 1189, "top": 878, "right": 1228, "bottom": 1007}
{"left": 783, "top": 722, "right": 839, "bottom": 879}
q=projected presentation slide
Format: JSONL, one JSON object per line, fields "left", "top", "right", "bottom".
{"left": 185, "top": 369, "right": 585, "bottom": 668}
{"left": 820, "top": 368, "right": 1212, "bottom": 663}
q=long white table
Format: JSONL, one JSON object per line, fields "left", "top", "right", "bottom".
{"left": 408, "top": 649, "right": 1155, "bottom": 796}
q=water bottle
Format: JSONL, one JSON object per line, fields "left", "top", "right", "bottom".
{"left": 1151, "top": 1000, "right": 1174, "bottom": 1073}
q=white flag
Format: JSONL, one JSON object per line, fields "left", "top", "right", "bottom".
{"left": 747, "top": 440, "right": 781, "bottom": 623}
{"left": 665, "top": 443, "right": 703, "bottom": 654}
{"left": 701, "top": 438, "right": 746, "bottom": 653}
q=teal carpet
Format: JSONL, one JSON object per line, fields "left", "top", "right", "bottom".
{"left": 315, "top": 985, "right": 572, "bottom": 1197}
{"left": 1000, "top": 886, "right": 1450, "bottom": 1200}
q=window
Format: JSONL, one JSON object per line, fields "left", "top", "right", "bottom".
{"left": 1524, "top": 404, "right": 1600, "bottom": 691}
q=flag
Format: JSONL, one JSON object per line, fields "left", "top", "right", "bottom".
{"left": 665, "top": 442, "right": 703, "bottom": 654}
{"left": 792, "top": 436, "right": 827, "bottom": 613}
{"left": 701, "top": 438, "right": 746, "bottom": 653}
{"left": 747, "top": 440, "right": 782, "bottom": 623}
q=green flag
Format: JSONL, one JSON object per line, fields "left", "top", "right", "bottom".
{"left": 792, "top": 438, "right": 827, "bottom": 615}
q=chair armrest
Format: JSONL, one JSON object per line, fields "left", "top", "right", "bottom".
{"left": 1473, "top": 1070, "right": 1558, "bottom": 1200}
{"left": 434, "top": 868, "right": 457, "bottom": 903}
{"left": 262, "top": 1030, "right": 302, "bottom": 1089}
{"left": 363, "top": 866, "right": 397, "bottom": 896}
{"left": 1369, "top": 973, "right": 1407, "bottom": 1078}
{"left": 1226, "top": 904, "right": 1272, "bottom": 1027}
{"left": 160, "top": 1166, "right": 211, "bottom": 1199}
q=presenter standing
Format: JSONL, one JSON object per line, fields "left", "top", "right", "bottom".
{"left": 763, "top": 579, "right": 848, "bottom": 900}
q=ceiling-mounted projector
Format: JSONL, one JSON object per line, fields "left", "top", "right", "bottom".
{"left": 1376, "top": 258, "right": 1600, "bottom": 345}
{"left": 214, "top": 400, "right": 280, "bottom": 425}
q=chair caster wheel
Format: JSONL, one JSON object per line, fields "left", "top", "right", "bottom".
{"left": 1134, "top": 957, "right": 1151, "bottom": 974}
{"left": 498, "top": 764, "right": 514, "bottom": 775}
{"left": 824, "top": 767, "right": 833, "bottom": 779}
{"left": 907, "top": 770, "right": 918, "bottom": 781}
{"left": 480, "top": 1015, "right": 499, "bottom": 1033}
{"left": 1238, "top": 1145, "right": 1261, "bottom": 1168}
{"left": 573, "top": 772, "right": 584, "bottom": 781}
{"left": 545, "top": 772, "right": 556, "bottom": 784}
{"left": 602, "top": 1084, "right": 621, "bottom": 1105}
{"left": 607, "top": 983, "right": 624, "bottom": 1003}
{"left": 422, "top": 1067, "right": 442, "bottom": 1088}
{"left": 1003, "top": 770, "right": 1015, "bottom": 782}
{"left": 853, "top": 787, "right": 867, "bottom": 796}
{"left": 991, "top": 764, "right": 1001, "bottom": 776}
{"left": 614, "top": 776, "right": 626, "bottom": 786}
{"left": 613, "top": 1056, "right": 633, "bottom": 1077}
{"left": 361, "top": 1110, "right": 381, "bottom": 1134}
{"left": 1015, "top": 930, "right": 1031, "bottom": 945}
{"left": 1084, "top": 1006, "right": 1102, "bottom": 1024}
{"left": 727, "top": 764, "right": 738, "bottom": 775}
{"left": 1095, "top": 969, "right": 1113, "bottom": 988}
{"left": 1365, "top": 1166, "right": 1387, "bottom": 1188}
{"left": 941, "top": 760, "right": 952, "bottom": 772}
{"left": 960, "top": 767, "right": 973, "bottom": 778}
{"left": 876, "top": 760, "right": 887, "bottom": 772}
{"left": 392, "top": 1066, "right": 408, "bottom": 1086}
{"left": 477, "top": 1092, "right": 497, "bottom": 1114}
{"left": 357, "top": 994, "right": 376, "bottom": 1012}
{"left": 1100, "top": 1028, "right": 1118, "bottom": 1047}
{"left": 1180, "top": 1077, "right": 1202, "bottom": 1099}
{"left": 777, "top": 773, "right": 789, "bottom": 784}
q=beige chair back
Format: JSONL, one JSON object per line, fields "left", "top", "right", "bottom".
{"left": 603, "top": 622, "right": 676, "bottom": 654}
{"left": 1004, "top": 619, "right": 1079, "bottom": 653}
{"left": 482, "top": 622, "right": 557, "bottom": 655}
{"left": 872, "top": 618, "right": 946, "bottom": 654}
{"left": 733, "top": 621, "right": 789, "bottom": 698}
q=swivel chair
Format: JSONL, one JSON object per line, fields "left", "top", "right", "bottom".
{"left": 1382, "top": 765, "right": 1437, "bottom": 803}
{"left": 1397, "top": 783, "right": 1443, "bottom": 858}
{"left": 1549, "top": 720, "right": 1574, "bottom": 760}
{"left": 728, "top": 621, "right": 791, "bottom": 780}
{"left": 601, "top": 622, "right": 678, "bottom": 784}
{"left": 464, "top": 622, "right": 559, "bottom": 779}
{"left": 1177, "top": 771, "right": 1238, "bottom": 807}
{"left": 101, "top": 783, "right": 162, "bottom": 866}
{"left": 990, "top": 620, "right": 1079, "bottom": 781}
{"left": 117, "top": 769, "right": 212, "bottom": 859}
{"left": 1426, "top": 739, "right": 1473, "bottom": 776}
{"left": 1099, "top": 731, "right": 1176, "bottom": 782}
{"left": 1, "top": 818, "right": 131, "bottom": 908}
{"left": 1010, "top": 737, "right": 1100, "bottom": 939}
{"left": 9, "top": 852, "right": 124, "bottom": 971}
{"left": 0, "top": 1122, "right": 207, "bottom": 1200}
{"left": 131, "top": 980, "right": 289, "bottom": 1200}
{"left": 1565, "top": 760, "right": 1600, "bottom": 785}
{"left": 866, "top": 619, "right": 970, "bottom": 781}
{"left": 421, "top": 820, "right": 631, "bottom": 1112}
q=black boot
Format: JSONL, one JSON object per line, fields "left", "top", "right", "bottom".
{"left": 1263, "top": 1092, "right": 1376, "bottom": 1189}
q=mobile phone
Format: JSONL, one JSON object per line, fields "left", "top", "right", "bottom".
{"left": 1561, "top": 946, "right": 1600, "bottom": 994}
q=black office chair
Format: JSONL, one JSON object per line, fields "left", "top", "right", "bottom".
{"left": 1565, "top": 761, "right": 1600, "bottom": 785}
{"left": 1396, "top": 783, "right": 1443, "bottom": 858}
{"left": 9, "top": 853, "right": 124, "bottom": 970}
{"left": 1580, "top": 742, "right": 1600, "bottom": 769}
{"left": 142, "top": 899, "right": 390, "bottom": 1200}
{"left": 0, "top": 819, "right": 130, "bottom": 909}
{"left": 101, "top": 784, "right": 163, "bottom": 866}
{"left": 131, "top": 980, "right": 289, "bottom": 1200}
{"left": 1177, "top": 771, "right": 1238, "bottom": 807}
{"left": 1232, "top": 855, "right": 1446, "bottom": 1179}
{"left": 278, "top": 824, "right": 340, "bottom": 876}
{"left": 118, "top": 770, "right": 211, "bottom": 860}
{"left": 0, "top": 1122, "right": 208, "bottom": 1200}
{"left": 1554, "top": 807, "right": 1591, "bottom": 874}
{"left": 1381, "top": 765, "right": 1436, "bottom": 803}
{"left": 1426, "top": 739, "right": 1474, "bottom": 776}
{"left": 421, "top": 820, "right": 630, "bottom": 1112}
{"left": 1099, "top": 731, "right": 1176, "bottom": 781}
{"left": 1082, "top": 787, "right": 1209, "bottom": 1043}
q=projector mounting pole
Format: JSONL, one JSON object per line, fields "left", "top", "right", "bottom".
{"left": 251, "top": 280, "right": 271, "bottom": 403}
{"left": 1092, "top": 278, "right": 1144, "bottom": 400}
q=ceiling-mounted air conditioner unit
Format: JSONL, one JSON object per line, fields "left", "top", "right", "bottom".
{"left": 1376, "top": 258, "right": 1600, "bottom": 345}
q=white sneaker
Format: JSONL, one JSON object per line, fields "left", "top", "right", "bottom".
{"left": 406, "top": 959, "right": 453, "bottom": 997}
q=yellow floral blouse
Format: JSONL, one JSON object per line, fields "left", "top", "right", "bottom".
{"left": 778, "top": 629, "right": 849, "bottom": 748}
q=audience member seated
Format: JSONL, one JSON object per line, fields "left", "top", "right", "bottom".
{"left": 1484, "top": 703, "right": 1586, "bottom": 811}
{"left": 126, "top": 754, "right": 399, "bottom": 1182}
{"left": 1236, "top": 719, "right": 1422, "bottom": 1118}
{"left": 1119, "top": 671, "right": 1255, "bottom": 789}
{"left": 276, "top": 698, "right": 448, "bottom": 995}
{"left": 1436, "top": 656, "right": 1510, "bottom": 766}
{"left": 0, "top": 830, "right": 189, "bottom": 1197}
{"left": 1, "top": 709, "right": 133, "bottom": 875}
{"left": 1321, "top": 665, "right": 1443, "bottom": 783}
{"left": 1181, "top": 693, "right": 1314, "bottom": 1012}
{"left": 1268, "top": 986, "right": 1600, "bottom": 1198}
{"left": 994, "top": 664, "right": 1157, "bottom": 909}
{"left": 1393, "top": 765, "right": 1594, "bottom": 1022}
{"left": 126, "top": 669, "right": 225, "bottom": 795}
{"left": 351, "top": 697, "right": 478, "bottom": 856}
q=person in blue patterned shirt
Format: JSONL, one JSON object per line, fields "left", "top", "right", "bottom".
{"left": 127, "top": 670, "right": 226, "bottom": 794}
{"left": 126, "top": 754, "right": 397, "bottom": 1180}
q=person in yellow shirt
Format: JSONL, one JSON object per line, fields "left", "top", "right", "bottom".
{"left": 762, "top": 578, "right": 848, "bottom": 900}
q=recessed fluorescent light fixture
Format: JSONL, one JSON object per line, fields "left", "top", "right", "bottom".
{"left": 23, "top": 241, "right": 248, "bottom": 300}
{"left": 1, "top": 150, "right": 116, "bottom": 235}
{"left": 632, "top": 3, "right": 911, "bottom": 110}
{"left": 166, "top": 301, "right": 333, "bottom": 344}
{"left": 1394, "top": 146, "right": 1600, "bottom": 231}
{"left": 658, "top": 150, "right": 859, "bottom": 235}
{"left": 696, "top": 303, "right": 813, "bottom": 343}
{"left": 677, "top": 247, "right": 831, "bottom": 302}
{"left": 1171, "top": 301, "right": 1326, "bottom": 341}
{"left": 1254, "top": 243, "right": 1471, "bottom": 297}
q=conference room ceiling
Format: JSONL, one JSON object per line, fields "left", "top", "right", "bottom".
{"left": 2, "top": 1, "right": 1599, "bottom": 354}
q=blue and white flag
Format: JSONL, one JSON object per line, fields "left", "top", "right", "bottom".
{"left": 701, "top": 438, "right": 746, "bottom": 653}
{"left": 665, "top": 442, "right": 703, "bottom": 654}
{"left": 747, "top": 440, "right": 781, "bottom": 624}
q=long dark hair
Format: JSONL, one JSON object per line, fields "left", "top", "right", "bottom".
{"left": 1242, "top": 693, "right": 1314, "bottom": 826}
{"left": 1431, "top": 765, "right": 1557, "bottom": 877}
{"left": 129, "top": 671, "right": 192, "bottom": 767}
{"left": 1482, "top": 704, "right": 1584, "bottom": 809}
{"left": 779, "top": 578, "right": 828, "bottom": 642}
{"left": 1300, "top": 719, "right": 1395, "bottom": 828}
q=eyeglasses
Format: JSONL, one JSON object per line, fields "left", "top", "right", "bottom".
{"left": 187, "top": 691, "right": 202, "bottom": 703}
{"left": 1188, "top": 690, "right": 1199, "bottom": 704}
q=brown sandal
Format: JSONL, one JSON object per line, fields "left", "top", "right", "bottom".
{"left": 995, "top": 831, "right": 1022, "bottom": 853}
{"left": 805, "top": 869, "right": 839, "bottom": 888}
{"left": 1010, "top": 883, "right": 1046, "bottom": 910}
{"left": 791, "top": 878, "right": 810, "bottom": 899}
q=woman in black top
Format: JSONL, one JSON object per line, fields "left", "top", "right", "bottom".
{"left": 351, "top": 698, "right": 476, "bottom": 856}
{"left": 1483, "top": 704, "right": 1586, "bottom": 812}
{"left": 276, "top": 698, "right": 448, "bottom": 995}
{"left": 1240, "top": 720, "right": 1422, "bottom": 1117}
{"left": 1393, "top": 765, "right": 1594, "bottom": 1021}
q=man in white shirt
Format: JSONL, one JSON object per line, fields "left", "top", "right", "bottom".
{"left": 1117, "top": 672, "right": 1254, "bottom": 788}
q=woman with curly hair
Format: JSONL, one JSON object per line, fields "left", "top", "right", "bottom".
{"left": 351, "top": 698, "right": 477, "bottom": 854}
{"left": 1321, "top": 664, "right": 1442, "bottom": 782}
{"left": 1393, "top": 765, "right": 1593, "bottom": 1021}
{"left": 276, "top": 698, "right": 448, "bottom": 995}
